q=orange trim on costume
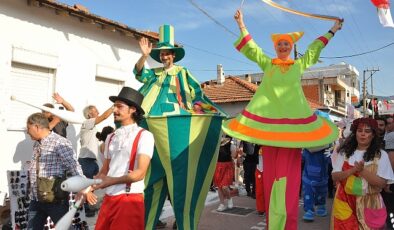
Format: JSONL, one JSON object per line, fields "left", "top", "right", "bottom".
{"left": 271, "top": 58, "right": 295, "bottom": 65}
{"left": 228, "top": 119, "right": 332, "bottom": 142}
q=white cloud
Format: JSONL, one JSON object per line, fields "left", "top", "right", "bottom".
{"left": 161, "top": 1, "right": 212, "bottom": 31}
{"left": 243, "top": 0, "right": 358, "bottom": 23}
{"left": 292, "top": 0, "right": 358, "bottom": 15}
{"left": 176, "top": 21, "right": 206, "bottom": 30}
{"left": 244, "top": 0, "right": 289, "bottom": 23}
{"left": 325, "top": 2, "right": 358, "bottom": 14}
{"left": 157, "top": 0, "right": 359, "bottom": 32}
{"left": 172, "top": 0, "right": 286, "bottom": 31}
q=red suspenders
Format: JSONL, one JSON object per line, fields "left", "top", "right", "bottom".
{"left": 126, "top": 129, "right": 145, "bottom": 192}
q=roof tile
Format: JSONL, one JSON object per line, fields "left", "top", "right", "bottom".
{"left": 202, "top": 76, "right": 323, "bottom": 110}
{"left": 202, "top": 76, "right": 257, "bottom": 103}
{"left": 32, "top": 0, "right": 159, "bottom": 41}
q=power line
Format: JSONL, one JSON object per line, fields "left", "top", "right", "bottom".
{"left": 321, "top": 41, "right": 394, "bottom": 59}
{"left": 188, "top": 0, "right": 238, "bottom": 37}
{"left": 185, "top": 1, "right": 276, "bottom": 62}
{"left": 324, "top": 1, "right": 363, "bottom": 63}
{"left": 187, "top": 1, "right": 393, "bottom": 76}
{"left": 182, "top": 42, "right": 256, "bottom": 66}
{"left": 330, "top": 0, "right": 372, "bottom": 68}
{"left": 241, "top": 3, "right": 276, "bottom": 56}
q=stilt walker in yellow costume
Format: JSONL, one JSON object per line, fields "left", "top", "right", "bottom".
{"left": 134, "top": 25, "right": 226, "bottom": 230}
{"left": 222, "top": 9, "right": 343, "bottom": 230}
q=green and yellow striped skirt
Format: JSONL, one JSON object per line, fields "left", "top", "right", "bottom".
{"left": 141, "top": 114, "right": 224, "bottom": 230}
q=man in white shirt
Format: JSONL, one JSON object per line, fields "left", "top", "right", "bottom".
{"left": 78, "top": 105, "right": 113, "bottom": 217}
{"left": 89, "top": 87, "right": 154, "bottom": 230}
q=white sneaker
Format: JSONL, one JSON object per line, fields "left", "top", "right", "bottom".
{"left": 228, "top": 198, "right": 233, "bottom": 209}
{"left": 217, "top": 203, "right": 227, "bottom": 212}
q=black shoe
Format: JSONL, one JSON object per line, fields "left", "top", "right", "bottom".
{"left": 156, "top": 220, "right": 167, "bottom": 229}
{"left": 172, "top": 221, "right": 177, "bottom": 229}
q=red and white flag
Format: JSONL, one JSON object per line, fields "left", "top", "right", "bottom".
{"left": 371, "top": 0, "right": 394, "bottom": 28}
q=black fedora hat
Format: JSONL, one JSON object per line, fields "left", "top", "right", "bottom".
{"left": 109, "top": 87, "right": 145, "bottom": 115}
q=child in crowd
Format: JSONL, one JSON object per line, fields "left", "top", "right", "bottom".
{"left": 214, "top": 135, "right": 237, "bottom": 211}
{"left": 301, "top": 145, "right": 331, "bottom": 222}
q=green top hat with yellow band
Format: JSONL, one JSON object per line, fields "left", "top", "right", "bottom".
{"left": 150, "top": 24, "right": 185, "bottom": 63}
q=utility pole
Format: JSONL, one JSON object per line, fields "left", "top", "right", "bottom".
{"left": 294, "top": 44, "right": 298, "bottom": 60}
{"left": 362, "top": 68, "right": 380, "bottom": 117}
{"left": 371, "top": 74, "right": 375, "bottom": 118}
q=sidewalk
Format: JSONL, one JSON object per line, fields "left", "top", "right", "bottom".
{"left": 86, "top": 189, "right": 332, "bottom": 229}
{"left": 160, "top": 192, "right": 332, "bottom": 230}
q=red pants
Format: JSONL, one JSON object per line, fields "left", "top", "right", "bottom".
{"left": 262, "top": 146, "right": 301, "bottom": 230}
{"left": 255, "top": 170, "right": 265, "bottom": 213}
{"left": 95, "top": 193, "right": 144, "bottom": 230}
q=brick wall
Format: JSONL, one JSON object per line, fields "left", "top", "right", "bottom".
{"left": 302, "top": 85, "right": 320, "bottom": 102}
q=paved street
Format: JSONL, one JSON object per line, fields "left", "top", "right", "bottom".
{"left": 159, "top": 194, "right": 332, "bottom": 230}
{"left": 85, "top": 190, "right": 332, "bottom": 229}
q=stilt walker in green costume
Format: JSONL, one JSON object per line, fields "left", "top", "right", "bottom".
{"left": 222, "top": 10, "right": 343, "bottom": 230}
{"left": 133, "top": 25, "right": 226, "bottom": 230}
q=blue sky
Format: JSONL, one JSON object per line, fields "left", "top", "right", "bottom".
{"left": 60, "top": 0, "right": 394, "bottom": 96}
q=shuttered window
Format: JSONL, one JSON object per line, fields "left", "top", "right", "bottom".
{"left": 8, "top": 62, "right": 54, "bottom": 130}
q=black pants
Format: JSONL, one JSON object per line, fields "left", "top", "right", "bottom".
{"left": 243, "top": 161, "right": 256, "bottom": 195}
{"left": 382, "top": 188, "right": 394, "bottom": 229}
{"left": 78, "top": 158, "right": 99, "bottom": 214}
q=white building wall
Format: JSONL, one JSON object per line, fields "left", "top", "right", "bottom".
{"left": 0, "top": 0, "right": 159, "bottom": 193}
{"left": 218, "top": 102, "right": 249, "bottom": 118}
{"left": 303, "top": 63, "right": 360, "bottom": 101}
